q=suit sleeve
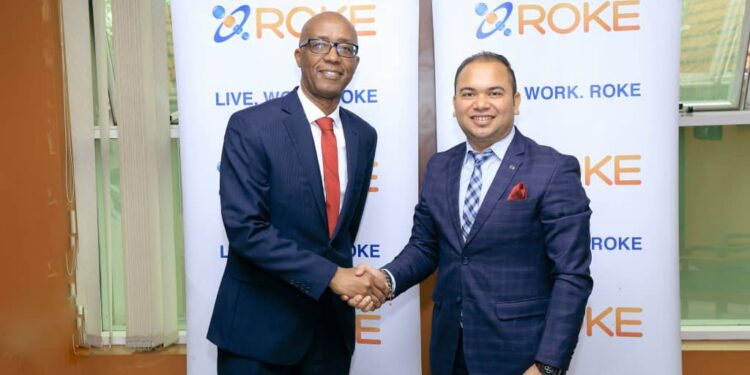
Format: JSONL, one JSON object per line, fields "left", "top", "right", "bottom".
{"left": 535, "top": 155, "right": 593, "bottom": 369}
{"left": 383, "top": 158, "right": 441, "bottom": 297}
{"left": 219, "top": 113, "right": 338, "bottom": 301}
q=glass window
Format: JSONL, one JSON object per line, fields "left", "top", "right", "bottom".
{"left": 95, "top": 139, "right": 186, "bottom": 331}
{"left": 680, "top": 0, "right": 748, "bottom": 109}
{"left": 680, "top": 125, "right": 750, "bottom": 325}
{"left": 95, "top": 139, "right": 126, "bottom": 331}
{"left": 166, "top": 0, "right": 178, "bottom": 121}
{"left": 93, "top": 0, "right": 185, "bottom": 336}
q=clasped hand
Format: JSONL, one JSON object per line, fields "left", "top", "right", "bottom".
{"left": 328, "top": 265, "right": 390, "bottom": 312}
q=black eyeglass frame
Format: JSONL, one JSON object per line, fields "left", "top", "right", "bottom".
{"left": 299, "top": 38, "right": 359, "bottom": 58}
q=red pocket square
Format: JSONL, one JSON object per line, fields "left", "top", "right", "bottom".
{"left": 507, "top": 182, "right": 527, "bottom": 201}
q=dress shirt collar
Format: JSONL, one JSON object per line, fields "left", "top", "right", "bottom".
{"left": 464, "top": 126, "right": 516, "bottom": 163}
{"left": 298, "top": 88, "right": 343, "bottom": 129}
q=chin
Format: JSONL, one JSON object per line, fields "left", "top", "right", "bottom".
{"left": 316, "top": 82, "right": 344, "bottom": 92}
{"left": 471, "top": 130, "right": 494, "bottom": 139}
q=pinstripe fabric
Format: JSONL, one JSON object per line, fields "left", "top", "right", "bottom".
{"left": 209, "top": 88, "right": 378, "bottom": 366}
{"left": 384, "top": 129, "right": 592, "bottom": 375}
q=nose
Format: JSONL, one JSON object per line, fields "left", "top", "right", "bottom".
{"left": 474, "top": 94, "right": 490, "bottom": 109}
{"left": 323, "top": 46, "right": 341, "bottom": 63}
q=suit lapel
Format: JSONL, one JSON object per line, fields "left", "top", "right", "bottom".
{"left": 280, "top": 90, "right": 327, "bottom": 226}
{"left": 447, "top": 144, "right": 466, "bottom": 251}
{"left": 331, "top": 109, "right": 359, "bottom": 239}
{"left": 464, "top": 130, "right": 526, "bottom": 247}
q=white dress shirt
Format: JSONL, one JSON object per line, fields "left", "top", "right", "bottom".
{"left": 298, "top": 90, "right": 348, "bottom": 212}
{"left": 458, "top": 126, "right": 516, "bottom": 230}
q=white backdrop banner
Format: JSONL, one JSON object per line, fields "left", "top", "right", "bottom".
{"left": 432, "top": 1, "right": 681, "bottom": 374}
{"left": 171, "top": 1, "right": 421, "bottom": 374}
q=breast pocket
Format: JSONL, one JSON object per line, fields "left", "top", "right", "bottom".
{"left": 495, "top": 198, "right": 538, "bottom": 219}
{"left": 482, "top": 198, "right": 540, "bottom": 242}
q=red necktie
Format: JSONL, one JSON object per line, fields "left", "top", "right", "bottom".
{"left": 316, "top": 117, "right": 339, "bottom": 237}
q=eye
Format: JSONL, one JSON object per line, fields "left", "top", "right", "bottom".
{"left": 461, "top": 92, "right": 475, "bottom": 98}
{"left": 311, "top": 40, "right": 329, "bottom": 51}
{"left": 338, "top": 44, "right": 356, "bottom": 56}
{"left": 490, "top": 90, "right": 503, "bottom": 97}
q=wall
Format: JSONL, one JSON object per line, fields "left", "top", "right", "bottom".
{"left": 683, "top": 351, "right": 750, "bottom": 374}
{"left": 0, "top": 1, "right": 184, "bottom": 374}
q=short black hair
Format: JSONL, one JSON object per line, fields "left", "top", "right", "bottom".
{"left": 453, "top": 51, "right": 517, "bottom": 94}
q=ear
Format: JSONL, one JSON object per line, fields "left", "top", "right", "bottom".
{"left": 513, "top": 91, "right": 521, "bottom": 115}
{"left": 352, "top": 55, "right": 360, "bottom": 71}
{"left": 294, "top": 48, "right": 302, "bottom": 68}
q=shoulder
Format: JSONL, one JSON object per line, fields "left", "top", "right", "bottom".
{"left": 518, "top": 132, "right": 579, "bottom": 170}
{"left": 228, "top": 95, "right": 286, "bottom": 132}
{"left": 424, "top": 143, "right": 464, "bottom": 172}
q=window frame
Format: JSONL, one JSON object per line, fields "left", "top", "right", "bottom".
{"left": 679, "top": 111, "right": 750, "bottom": 341}
{"left": 678, "top": 0, "right": 750, "bottom": 344}
{"left": 681, "top": 0, "right": 750, "bottom": 110}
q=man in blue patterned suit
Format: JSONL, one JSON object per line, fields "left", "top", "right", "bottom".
{"left": 208, "top": 12, "right": 388, "bottom": 375}
{"left": 353, "top": 52, "right": 593, "bottom": 375}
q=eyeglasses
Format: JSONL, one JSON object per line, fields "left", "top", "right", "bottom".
{"left": 299, "top": 38, "right": 359, "bottom": 58}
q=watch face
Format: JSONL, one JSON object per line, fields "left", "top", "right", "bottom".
{"left": 542, "top": 364, "right": 560, "bottom": 375}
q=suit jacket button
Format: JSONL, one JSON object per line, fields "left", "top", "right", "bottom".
{"left": 462, "top": 256, "right": 469, "bottom": 265}
{"left": 456, "top": 296, "right": 462, "bottom": 303}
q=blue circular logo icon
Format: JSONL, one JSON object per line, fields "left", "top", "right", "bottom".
{"left": 213, "top": 5, "right": 251, "bottom": 43}
{"left": 476, "top": 2, "right": 513, "bottom": 39}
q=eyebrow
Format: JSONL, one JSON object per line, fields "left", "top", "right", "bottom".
{"left": 458, "top": 86, "right": 505, "bottom": 92}
{"left": 312, "top": 36, "right": 357, "bottom": 44}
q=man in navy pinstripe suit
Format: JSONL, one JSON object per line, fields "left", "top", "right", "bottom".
{"left": 355, "top": 52, "right": 593, "bottom": 375}
{"left": 208, "top": 13, "right": 387, "bottom": 375}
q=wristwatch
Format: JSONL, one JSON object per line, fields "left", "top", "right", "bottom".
{"left": 379, "top": 269, "right": 394, "bottom": 301}
{"left": 536, "top": 361, "right": 562, "bottom": 375}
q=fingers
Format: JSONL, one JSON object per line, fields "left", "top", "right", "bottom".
{"left": 344, "top": 294, "right": 382, "bottom": 312}
{"left": 368, "top": 280, "right": 386, "bottom": 303}
{"left": 348, "top": 295, "right": 369, "bottom": 310}
{"left": 330, "top": 266, "right": 390, "bottom": 303}
{"left": 355, "top": 271, "right": 385, "bottom": 303}
{"left": 353, "top": 265, "right": 388, "bottom": 302}
{"left": 371, "top": 272, "right": 388, "bottom": 295}
{"left": 357, "top": 295, "right": 379, "bottom": 312}
{"left": 367, "top": 269, "right": 389, "bottom": 303}
{"left": 359, "top": 295, "right": 372, "bottom": 310}
{"left": 346, "top": 294, "right": 364, "bottom": 308}
{"left": 363, "top": 299, "right": 376, "bottom": 312}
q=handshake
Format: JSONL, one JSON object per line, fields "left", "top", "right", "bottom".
{"left": 328, "top": 264, "right": 393, "bottom": 312}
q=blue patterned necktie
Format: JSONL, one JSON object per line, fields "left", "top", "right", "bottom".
{"left": 461, "top": 149, "right": 495, "bottom": 241}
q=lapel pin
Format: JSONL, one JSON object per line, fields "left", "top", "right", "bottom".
{"left": 509, "top": 164, "right": 516, "bottom": 170}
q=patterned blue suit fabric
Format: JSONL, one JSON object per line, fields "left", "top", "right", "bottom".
{"left": 384, "top": 128, "right": 593, "bottom": 375}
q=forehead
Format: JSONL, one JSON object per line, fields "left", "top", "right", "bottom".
{"left": 303, "top": 15, "right": 357, "bottom": 43}
{"left": 456, "top": 60, "right": 512, "bottom": 88}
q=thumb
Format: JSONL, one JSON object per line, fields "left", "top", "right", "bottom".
{"left": 354, "top": 264, "right": 367, "bottom": 276}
